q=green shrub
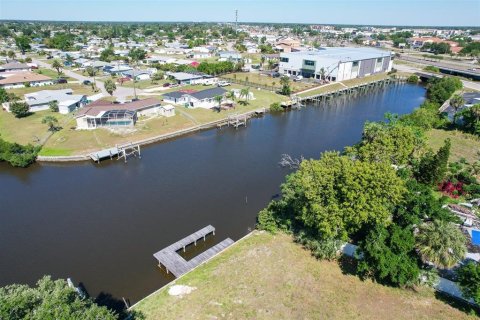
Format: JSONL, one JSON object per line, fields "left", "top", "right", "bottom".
{"left": 294, "top": 230, "right": 343, "bottom": 260}
{"left": 424, "top": 66, "right": 440, "bottom": 73}
{"left": 257, "top": 207, "right": 278, "bottom": 233}
{"left": 269, "top": 102, "right": 283, "bottom": 112}
{"left": 406, "top": 75, "right": 419, "bottom": 83}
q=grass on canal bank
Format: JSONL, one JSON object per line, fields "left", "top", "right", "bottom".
{"left": 134, "top": 231, "right": 473, "bottom": 320}
{"left": 426, "top": 129, "right": 480, "bottom": 163}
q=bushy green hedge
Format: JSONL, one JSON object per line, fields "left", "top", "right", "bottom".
{"left": 0, "top": 138, "right": 39, "bottom": 167}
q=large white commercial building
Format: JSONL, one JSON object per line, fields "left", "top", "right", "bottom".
{"left": 279, "top": 47, "right": 393, "bottom": 82}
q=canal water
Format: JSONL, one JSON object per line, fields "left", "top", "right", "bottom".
{"left": 0, "top": 83, "right": 425, "bottom": 304}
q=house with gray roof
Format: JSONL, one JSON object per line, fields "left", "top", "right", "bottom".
{"left": 23, "top": 89, "right": 87, "bottom": 114}
{"left": 163, "top": 87, "right": 227, "bottom": 109}
{"left": 0, "top": 61, "right": 31, "bottom": 72}
{"left": 122, "top": 70, "right": 151, "bottom": 81}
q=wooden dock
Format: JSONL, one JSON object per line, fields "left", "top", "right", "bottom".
{"left": 153, "top": 225, "right": 234, "bottom": 277}
{"left": 89, "top": 143, "right": 141, "bottom": 163}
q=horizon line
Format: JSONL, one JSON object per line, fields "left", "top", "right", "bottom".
{"left": 1, "top": 18, "right": 479, "bottom": 29}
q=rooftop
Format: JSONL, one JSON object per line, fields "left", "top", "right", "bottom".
{"left": 77, "top": 97, "right": 161, "bottom": 117}
{"left": 281, "top": 47, "right": 392, "bottom": 62}
{"left": 25, "top": 89, "right": 85, "bottom": 106}
{"left": 0, "top": 72, "right": 52, "bottom": 85}
{"left": 0, "top": 61, "right": 30, "bottom": 71}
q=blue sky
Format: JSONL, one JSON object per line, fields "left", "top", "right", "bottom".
{"left": 0, "top": 0, "right": 479, "bottom": 26}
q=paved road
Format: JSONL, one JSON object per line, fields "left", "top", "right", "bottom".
{"left": 394, "top": 62, "right": 480, "bottom": 92}
{"left": 33, "top": 59, "right": 144, "bottom": 100}
{"left": 399, "top": 55, "right": 480, "bottom": 75}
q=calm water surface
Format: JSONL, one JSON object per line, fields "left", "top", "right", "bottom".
{"left": 0, "top": 84, "right": 425, "bottom": 303}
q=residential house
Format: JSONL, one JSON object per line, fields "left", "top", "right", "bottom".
{"left": 275, "top": 37, "right": 301, "bottom": 53}
{"left": 218, "top": 51, "right": 242, "bottom": 62}
{"left": 0, "top": 61, "right": 31, "bottom": 72}
{"left": 75, "top": 98, "right": 165, "bottom": 129}
{"left": 122, "top": 70, "right": 151, "bottom": 81}
{"left": 167, "top": 72, "right": 211, "bottom": 85}
{"left": 0, "top": 72, "right": 53, "bottom": 89}
{"left": 162, "top": 87, "right": 227, "bottom": 109}
{"left": 23, "top": 89, "right": 87, "bottom": 114}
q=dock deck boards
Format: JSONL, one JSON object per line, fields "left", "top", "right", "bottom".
{"left": 153, "top": 225, "right": 234, "bottom": 277}
{"left": 89, "top": 147, "right": 119, "bottom": 161}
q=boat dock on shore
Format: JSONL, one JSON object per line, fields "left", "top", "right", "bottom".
{"left": 153, "top": 225, "right": 234, "bottom": 278}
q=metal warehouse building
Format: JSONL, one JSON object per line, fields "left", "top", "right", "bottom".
{"left": 278, "top": 47, "right": 393, "bottom": 82}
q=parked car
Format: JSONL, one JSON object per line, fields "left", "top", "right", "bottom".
{"left": 163, "top": 82, "right": 171, "bottom": 87}
{"left": 293, "top": 75, "right": 303, "bottom": 82}
{"left": 55, "top": 78, "right": 68, "bottom": 84}
{"left": 217, "top": 81, "right": 231, "bottom": 87}
{"left": 83, "top": 80, "right": 91, "bottom": 85}
{"left": 272, "top": 72, "right": 281, "bottom": 78}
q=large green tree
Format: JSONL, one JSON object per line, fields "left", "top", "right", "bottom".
{"left": 414, "top": 139, "right": 450, "bottom": 185}
{"left": 357, "top": 224, "right": 420, "bottom": 287}
{"left": 9, "top": 101, "right": 30, "bottom": 118}
{"left": 349, "top": 121, "right": 421, "bottom": 166}
{"left": 276, "top": 152, "right": 406, "bottom": 240}
{"left": 0, "top": 276, "right": 117, "bottom": 320}
{"left": 415, "top": 220, "right": 466, "bottom": 269}
{"left": 15, "top": 36, "right": 31, "bottom": 54}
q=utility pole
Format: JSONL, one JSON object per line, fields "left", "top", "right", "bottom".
{"left": 235, "top": 9, "right": 238, "bottom": 35}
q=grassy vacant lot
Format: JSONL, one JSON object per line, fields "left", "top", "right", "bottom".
{"left": 427, "top": 129, "right": 480, "bottom": 163}
{"left": 0, "top": 109, "right": 71, "bottom": 146}
{"left": 7, "top": 83, "right": 96, "bottom": 97}
{"left": 134, "top": 232, "right": 473, "bottom": 320}
{"left": 223, "top": 72, "right": 318, "bottom": 92}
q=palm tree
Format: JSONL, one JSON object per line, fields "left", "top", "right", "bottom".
{"left": 415, "top": 220, "right": 467, "bottom": 269}
{"left": 104, "top": 79, "right": 117, "bottom": 96}
{"left": 213, "top": 95, "right": 223, "bottom": 112}
{"left": 42, "top": 115, "right": 59, "bottom": 132}
{"left": 450, "top": 94, "right": 465, "bottom": 124}
{"left": 240, "top": 87, "right": 250, "bottom": 102}
{"left": 225, "top": 90, "right": 235, "bottom": 102}
{"left": 51, "top": 59, "right": 63, "bottom": 76}
{"left": 86, "top": 66, "right": 97, "bottom": 91}
{"left": 319, "top": 67, "right": 326, "bottom": 81}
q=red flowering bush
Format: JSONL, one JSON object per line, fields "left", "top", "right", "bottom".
{"left": 438, "top": 180, "right": 464, "bottom": 198}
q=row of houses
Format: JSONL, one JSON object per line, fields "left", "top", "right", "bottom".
{"left": 0, "top": 62, "right": 53, "bottom": 89}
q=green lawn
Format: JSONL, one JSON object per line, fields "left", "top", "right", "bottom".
{"left": 34, "top": 68, "right": 75, "bottom": 81}
{"left": 134, "top": 232, "right": 473, "bottom": 320}
{"left": 426, "top": 129, "right": 480, "bottom": 163}
{"left": 0, "top": 109, "right": 71, "bottom": 146}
